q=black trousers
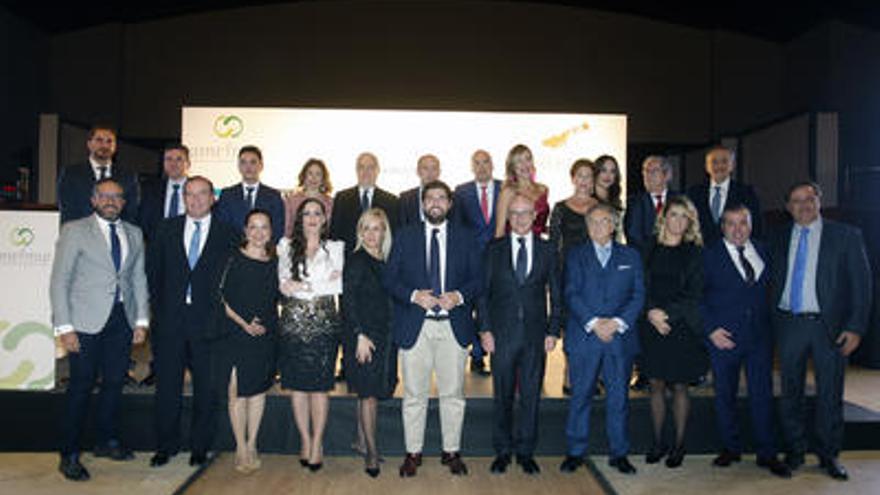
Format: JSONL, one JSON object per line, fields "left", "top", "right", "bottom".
{"left": 154, "top": 308, "right": 216, "bottom": 455}
{"left": 490, "top": 337, "right": 546, "bottom": 457}
{"left": 775, "top": 313, "right": 846, "bottom": 459}
{"left": 61, "top": 303, "right": 132, "bottom": 456}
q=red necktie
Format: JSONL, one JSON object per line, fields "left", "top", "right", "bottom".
{"left": 480, "top": 185, "right": 490, "bottom": 223}
{"left": 654, "top": 194, "right": 663, "bottom": 214}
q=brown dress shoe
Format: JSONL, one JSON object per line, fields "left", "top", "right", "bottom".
{"left": 441, "top": 451, "right": 468, "bottom": 475}
{"left": 399, "top": 453, "right": 422, "bottom": 477}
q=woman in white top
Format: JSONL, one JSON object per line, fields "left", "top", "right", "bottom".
{"left": 277, "top": 198, "right": 344, "bottom": 471}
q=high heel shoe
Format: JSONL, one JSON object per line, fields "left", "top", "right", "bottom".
{"left": 247, "top": 449, "right": 261, "bottom": 471}
{"left": 308, "top": 462, "right": 323, "bottom": 472}
{"left": 299, "top": 458, "right": 309, "bottom": 467}
{"left": 365, "top": 466, "right": 380, "bottom": 478}
{"left": 665, "top": 445, "right": 686, "bottom": 468}
{"left": 645, "top": 444, "right": 667, "bottom": 464}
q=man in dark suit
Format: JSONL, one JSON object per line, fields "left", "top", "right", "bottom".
{"left": 703, "top": 204, "right": 790, "bottom": 478}
{"left": 147, "top": 176, "right": 238, "bottom": 468}
{"left": 559, "top": 203, "right": 644, "bottom": 475}
{"left": 214, "top": 145, "right": 285, "bottom": 242}
{"left": 57, "top": 126, "right": 139, "bottom": 224}
{"left": 137, "top": 143, "right": 190, "bottom": 242}
{"left": 478, "top": 194, "right": 561, "bottom": 475}
{"left": 454, "top": 149, "right": 502, "bottom": 376}
{"left": 398, "top": 154, "right": 441, "bottom": 226}
{"left": 384, "top": 180, "right": 482, "bottom": 477}
{"left": 625, "top": 155, "right": 675, "bottom": 253}
{"left": 329, "top": 152, "right": 399, "bottom": 255}
{"left": 687, "top": 145, "right": 762, "bottom": 245}
{"left": 770, "top": 181, "right": 872, "bottom": 481}
{"left": 50, "top": 179, "right": 150, "bottom": 481}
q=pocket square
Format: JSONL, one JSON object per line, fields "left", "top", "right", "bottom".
{"left": 617, "top": 265, "right": 632, "bottom": 270}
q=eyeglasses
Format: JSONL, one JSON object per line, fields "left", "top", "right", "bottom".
{"left": 95, "top": 192, "right": 124, "bottom": 201}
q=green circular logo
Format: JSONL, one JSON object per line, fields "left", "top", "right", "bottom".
{"left": 9, "top": 227, "right": 34, "bottom": 248}
{"left": 213, "top": 115, "right": 244, "bottom": 138}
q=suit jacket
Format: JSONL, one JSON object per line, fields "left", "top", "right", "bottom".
{"left": 49, "top": 215, "right": 149, "bottom": 333}
{"left": 478, "top": 236, "right": 561, "bottom": 346}
{"left": 147, "top": 215, "right": 238, "bottom": 342}
{"left": 624, "top": 190, "right": 678, "bottom": 252}
{"left": 563, "top": 241, "right": 645, "bottom": 357}
{"left": 329, "top": 185, "right": 399, "bottom": 255}
{"left": 57, "top": 162, "right": 140, "bottom": 224}
{"left": 214, "top": 182, "right": 285, "bottom": 242}
{"left": 769, "top": 219, "right": 872, "bottom": 339}
{"left": 687, "top": 180, "right": 762, "bottom": 245}
{"left": 453, "top": 179, "right": 502, "bottom": 250}
{"left": 398, "top": 186, "right": 423, "bottom": 227}
{"left": 138, "top": 177, "right": 186, "bottom": 243}
{"left": 701, "top": 239, "right": 772, "bottom": 352}
{"left": 384, "top": 221, "right": 483, "bottom": 350}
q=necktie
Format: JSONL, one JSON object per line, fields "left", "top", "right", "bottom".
{"left": 187, "top": 221, "right": 202, "bottom": 300}
{"left": 711, "top": 186, "right": 722, "bottom": 223}
{"left": 515, "top": 237, "right": 527, "bottom": 284}
{"left": 480, "top": 185, "right": 490, "bottom": 223}
{"left": 109, "top": 223, "right": 122, "bottom": 301}
{"left": 654, "top": 194, "right": 663, "bottom": 215}
{"left": 245, "top": 187, "right": 255, "bottom": 209}
{"left": 429, "top": 228, "right": 441, "bottom": 312}
{"left": 361, "top": 189, "right": 370, "bottom": 212}
{"left": 598, "top": 244, "right": 611, "bottom": 268}
{"left": 737, "top": 245, "right": 755, "bottom": 285}
{"left": 98, "top": 166, "right": 108, "bottom": 180}
{"left": 790, "top": 227, "right": 810, "bottom": 312}
{"left": 167, "top": 183, "right": 181, "bottom": 218}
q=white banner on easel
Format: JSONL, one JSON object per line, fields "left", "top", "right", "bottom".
{"left": 0, "top": 211, "right": 57, "bottom": 390}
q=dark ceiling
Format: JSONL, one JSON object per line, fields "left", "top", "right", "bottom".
{"left": 2, "top": 0, "right": 878, "bottom": 42}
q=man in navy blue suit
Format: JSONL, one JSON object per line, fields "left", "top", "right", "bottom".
{"left": 398, "top": 154, "right": 441, "bottom": 226}
{"left": 625, "top": 155, "right": 675, "bottom": 253}
{"left": 454, "top": 149, "right": 502, "bottom": 376}
{"left": 214, "top": 145, "right": 285, "bottom": 242}
{"left": 57, "top": 126, "right": 139, "bottom": 225}
{"left": 702, "top": 204, "right": 791, "bottom": 478}
{"left": 137, "top": 143, "right": 190, "bottom": 242}
{"left": 687, "top": 145, "right": 762, "bottom": 245}
{"left": 559, "top": 203, "right": 644, "bottom": 475}
{"left": 384, "top": 180, "right": 482, "bottom": 477}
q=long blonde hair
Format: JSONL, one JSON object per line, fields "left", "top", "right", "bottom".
{"left": 354, "top": 208, "right": 392, "bottom": 260}
{"left": 654, "top": 196, "right": 703, "bottom": 246}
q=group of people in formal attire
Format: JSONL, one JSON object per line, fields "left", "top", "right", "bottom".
{"left": 50, "top": 126, "right": 871, "bottom": 484}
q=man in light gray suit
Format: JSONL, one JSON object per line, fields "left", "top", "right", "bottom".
{"left": 50, "top": 178, "right": 150, "bottom": 481}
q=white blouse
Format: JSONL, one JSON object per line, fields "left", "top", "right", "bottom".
{"left": 277, "top": 238, "right": 344, "bottom": 300}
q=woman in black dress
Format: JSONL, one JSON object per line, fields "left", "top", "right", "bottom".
{"left": 215, "top": 209, "right": 279, "bottom": 473}
{"left": 639, "top": 196, "right": 707, "bottom": 468}
{"left": 592, "top": 154, "right": 623, "bottom": 211}
{"left": 343, "top": 208, "right": 397, "bottom": 477}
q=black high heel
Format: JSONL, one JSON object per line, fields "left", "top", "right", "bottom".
{"left": 365, "top": 466, "right": 380, "bottom": 478}
{"left": 665, "top": 445, "right": 686, "bottom": 468}
{"left": 645, "top": 444, "right": 667, "bottom": 464}
{"left": 308, "top": 462, "right": 323, "bottom": 472}
{"left": 299, "top": 458, "right": 309, "bottom": 467}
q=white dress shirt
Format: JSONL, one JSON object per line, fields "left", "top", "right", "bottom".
{"left": 277, "top": 238, "right": 344, "bottom": 300}
{"left": 476, "top": 181, "right": 495, "bottom": 220}
{"left": 779, "top": 217, "right": 823, "bottom": 312}
{"left": 242, "top": 182, "right": 261, "bottom": 207}
{"left": 709, "top": 177, "right": 731, "bottom": 213}
{"left": 650, "top": 189, "right": 668, "bottom": 211}
{"left": 358, "top": 186, "right": 374, "bottom": 209}
{"left": 723, "top": 238, "right": 765, "bottom": 282}
{"left": 510, "top": 231, "right": 533, "bottom": 276}
{"left": 413, "top": 220, "right": 464, "bottom": 316}
{"left": 89, "top": 157, "right": 113, "bottom": 180}
{"left": 163, "top": 178, "right": 187, "bottom": 218}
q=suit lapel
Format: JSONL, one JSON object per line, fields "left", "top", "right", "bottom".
{"left": 87, "top": 216, "right": 115, "bottom": 270}
{"left": 120, "top": 222, "right": 139, "bottom": 272}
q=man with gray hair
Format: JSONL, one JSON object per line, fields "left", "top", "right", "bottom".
{"left": 624, "top": 155, "right": 675, "bottom": 253}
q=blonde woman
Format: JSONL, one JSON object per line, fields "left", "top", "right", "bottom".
{"left": 494, "top": 144, "right": 549, "bottom": 238}
{"left": 638, "top": 196, "right": 707, "bottom": 469}
{"left": 342, "top": 208, "right": 397, "bottom": 477}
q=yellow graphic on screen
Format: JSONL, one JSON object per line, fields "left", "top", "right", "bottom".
{"left": 543, "top": 121, "right": 590, "bottom": 148}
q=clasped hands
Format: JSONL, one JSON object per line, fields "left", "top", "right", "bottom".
{"left": 413, "top": 289, "right": 460, "bottom": 311}
{"left": 592, "top": 318, "right": 621, "bottom": 342}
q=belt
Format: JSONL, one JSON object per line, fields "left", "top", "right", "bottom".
{"left": 424, "top": 315, "right": 450, "bottom": 321}
{"left": 777, "top": 310, "right": 821, "bottom": 321}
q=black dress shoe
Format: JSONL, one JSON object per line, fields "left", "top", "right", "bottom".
{"left": 559, "top": 455, "right": 583, "bottom": 473}
{"left": 150, "top": 452, "right": 171, "bottom": 467}
{"left": 819, "top": 457, "right": 848, "bottom": 481}
{"left": 756, "top": 456, "right": 792, "bottom": 478}
{"left": 609, "top": 456, "right": 637, "bottom": 474}
{"left": 712, "top": 450, "right": 741, "bottom": 467}
{"left": 59, "top": 454, "right": 90, "bottom": 481}
{"left": 441, "top": 451, "right": 468, "bottom": 475}
{"left": 470, "top": 358, "right": 490, "bottom": 376}
{"left": 517, "top": 456, "right": 540, "bottom": 475}
{"left": 562, "top": 385, "right": 572, "bottom": 396}
{"left": 645, "top": 444, "right": 668, "bottom": 464}
{"left": 784, "top": 452, "right": 804, "bottom": 471}
{"left": 490, "top": 454, "right": 511, "bottom": 474}
{"left": 308, "top": 462, "right": 323, "bottom": 472}
{"left": 94, "top": 441, "right": 134, "bottom": 461}
{"left": 665, "top": 445, "right": 685, "bottom": 468}
{"left": 365, "top": 466, "right": 380, "bottom": 478}
{"left": 189, "top": 452, "right": 207, "bottom": 466}
{"left": 140, "top": 371, "right": 156, "bottom": 387}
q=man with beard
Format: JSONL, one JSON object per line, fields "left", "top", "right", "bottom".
{"left": 384, "top": 180, "right": 482, "bottom": 477}
{"left": 50, "top": 178, "right": 150, "bottom": 481}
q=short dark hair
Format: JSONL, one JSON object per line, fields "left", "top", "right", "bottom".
{"left": 720, "top": 203, "right": 751, "bottom": 224}
{"left": 421, "top": 180, "right": 452, "bottom": 202}
{"left": 184, "top": 175, "right": 215, "bottom": 194}
{"left": 92, "top": 178, "right": 123, "bottom": 195}
{"left": 164, "top": 143, "right": 190, "bottom": 159}
{"left": 784, "top": 180, "right": 822, "bottom": 202}
{"left": 238, "top": 145, "right": 263, "bottom": 161}
{"left": 87, "top": 125, "right": 116, "bottom": 140}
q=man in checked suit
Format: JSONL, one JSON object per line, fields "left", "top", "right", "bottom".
{"left": 147, "top": 176, "right": 238, "bottom": 467}
{"left": 479, "top": 194, "right": 561, "bottom": 475}
{"left": 770, "top": 181, "right": 871, "bottom": 481}
{"left": 687, "top": 145, "right": 762, "bottom": 245}
{"left": 50, "top": 178, "right": 150, "bottom": 481}
{"left": 214, "top": 145, "right": 285, "bottom": 243}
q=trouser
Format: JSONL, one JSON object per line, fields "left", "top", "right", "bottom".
{"left": 491, "top": 338, "right": 546, "bottom": 457}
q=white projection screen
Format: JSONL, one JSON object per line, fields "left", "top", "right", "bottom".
{"left": 182, "top": 107, "right": 627, "bottom": 207}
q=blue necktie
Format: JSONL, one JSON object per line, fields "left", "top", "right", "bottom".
{"left": 187, "top": 221, "right": 202, "bottom": 299}
{"left": 711, "top": 185, "right": 722, "bottom": 223}
{"left": 167, "top": 183, "right": 181, "bottom": 218}
{"left": 790, "top": 227, "right": 810, "bottom": 312}
{"left": 598, "top": 244, "right": 611, "bottom": 268}
{"left": 429, "top": 228, "right": 441, "bottom": 312}
{"left": 515, "top": 237, "right": 528, "bottom": 285}
{"left": 109, "top": 223, "right": 121, "bottom": 302}
{"left": 245, "top": 187, "right": 255, "bottom": 209}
